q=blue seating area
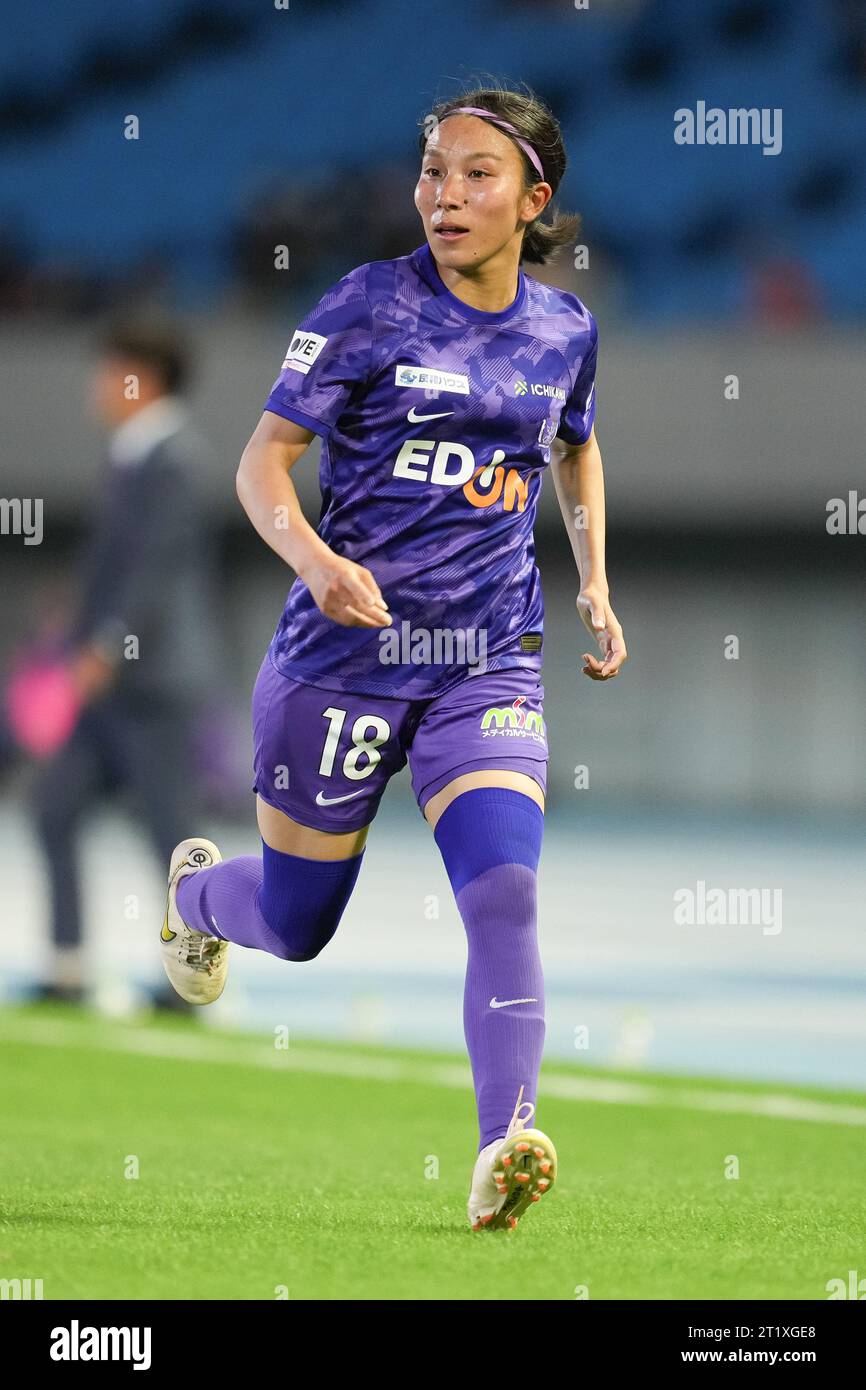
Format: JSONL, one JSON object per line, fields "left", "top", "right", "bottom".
{"left": 1, "top": 0, "right": 864, "bottom": 319}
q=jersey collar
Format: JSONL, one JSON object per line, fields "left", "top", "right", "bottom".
{"left": 414, "top": 241, "right": 526, "bottom": 324}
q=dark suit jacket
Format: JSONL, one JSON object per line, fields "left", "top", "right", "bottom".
{"left": 71, "top": 418, "right": 223, "bottom": 704}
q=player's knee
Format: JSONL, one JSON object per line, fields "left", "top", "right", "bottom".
{"left": 457, "top": 863, "right": 539, "bottom": 942}
{"left": 261, "top": 910, "right": 341, "bottom": 962}
{"left": 275, "top": 931, "right": 331, "bottom": 963}
{"left": 258, "top": 841, "right": 363, "bottom": 962}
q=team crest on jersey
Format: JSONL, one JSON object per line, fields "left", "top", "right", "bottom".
{"left": 282, "top": 331, "right": 328, "bottom": 375}
{"left": 395, "top": 365, "right": 470, "bottom": 394}
{"left": 480, "top": 696, "right": 545, "bottom": 741}
{"left": 538, "top": 417, "right": 558, "bottom": 448}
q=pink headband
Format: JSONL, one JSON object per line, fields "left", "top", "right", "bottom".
{"left": 439, "top": 105, "right": 545, "bottom": 181}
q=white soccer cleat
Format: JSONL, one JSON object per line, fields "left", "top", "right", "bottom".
{"left": 159, "top": 838, "right": 229, "bottom": 1005}
{"left": 468, "top": 1085, "right": 557, "bottom": 1232}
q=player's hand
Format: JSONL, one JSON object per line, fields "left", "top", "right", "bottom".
{"left": 304, "top": 552, "right": 391, "bottom": 628}
{"left": 576, "top": 586, "right": 627, "bottom": 681}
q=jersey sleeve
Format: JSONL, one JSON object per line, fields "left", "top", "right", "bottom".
{"left": 556, "top": 312, "right": 598, "bottom": 446}
{"left": 264, "top": 273, "right": 374, "bottom": 439}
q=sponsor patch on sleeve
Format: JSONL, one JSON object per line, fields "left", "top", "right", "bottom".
{"left": 282, "top": 331, "right": 328, "bottom": 375}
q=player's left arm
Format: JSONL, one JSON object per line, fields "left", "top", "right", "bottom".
{"left": 550, "top": 426, "right": 628, "bottom": 681}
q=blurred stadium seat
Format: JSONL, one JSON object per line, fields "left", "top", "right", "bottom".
{"left": 0, "top": 0, "right": 863, "bottom": 319}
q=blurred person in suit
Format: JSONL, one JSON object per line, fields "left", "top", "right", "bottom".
{"left": 28, "top": 318, "right": 222, "bottom": 1008}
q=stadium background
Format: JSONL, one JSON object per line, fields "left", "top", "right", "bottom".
{"left": 1, "top": 0, "right": 864, "bottom": 1093}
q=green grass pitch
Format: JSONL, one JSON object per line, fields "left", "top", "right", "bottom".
{"left": 1, "top": 1003, "right": 864, "bottom": 1300}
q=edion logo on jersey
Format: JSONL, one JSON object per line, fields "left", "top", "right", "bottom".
{"left": 282, "top": 331, "right": 328, "bottom": 375}
{"left": 394, "top": 441, "right": 532, "bottom": 513}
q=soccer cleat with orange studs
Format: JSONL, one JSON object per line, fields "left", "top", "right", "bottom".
{"left": 467, "top": 1085, "right": 557, "bottom": 1232}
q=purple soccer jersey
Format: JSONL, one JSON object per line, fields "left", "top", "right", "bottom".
{"left": 263, "top": 240, "right": 598, "bottom": 698}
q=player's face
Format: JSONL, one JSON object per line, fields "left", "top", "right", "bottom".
{"left": 415, "top": 114, "right": 541, "bottom": 270}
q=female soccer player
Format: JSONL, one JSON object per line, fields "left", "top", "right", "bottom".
{"left": 160, "top": 83, "right": 627, "bottom": 1232}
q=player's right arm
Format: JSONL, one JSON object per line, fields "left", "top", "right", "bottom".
{"left": 236, "top": 411, "right": 390, "bottom": 628}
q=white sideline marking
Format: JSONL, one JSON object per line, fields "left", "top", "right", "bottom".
{"left": 1, "top": 1016, "right": 865, "bottom": 1127}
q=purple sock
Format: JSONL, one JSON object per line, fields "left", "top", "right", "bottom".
{"left": 175, "top": 841, "right": 363, "bottom": 961}
{"left": 457, "top": 863, "right": 546, "bottom": 1150}
{"left": 433, "top": 789, "right": 546, "bottom": 1151}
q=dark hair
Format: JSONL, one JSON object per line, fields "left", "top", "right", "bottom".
{"left": 98, "top": 317, "right": 192, "bottom": 395}
{"left": 418, "top": 79, "right": 581, "bottom": 266}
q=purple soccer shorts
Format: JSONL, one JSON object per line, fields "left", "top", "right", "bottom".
{"left": 251, "top": 651, "right": 548, "bottom": 832}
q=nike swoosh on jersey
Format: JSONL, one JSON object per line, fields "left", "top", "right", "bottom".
{"left": 315, "top": 788, "right": 366, "bottom": 805}
{"left": 489, "top": 996, "right": 539, "bottom": 1009}
{"left": 406, "top": 407, "right": 454, "bottom": 423}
